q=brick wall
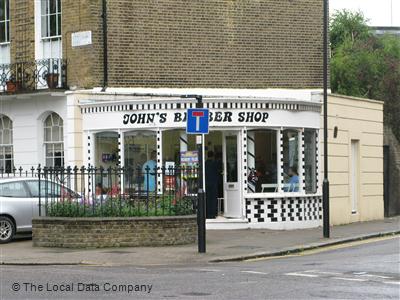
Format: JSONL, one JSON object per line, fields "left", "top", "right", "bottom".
{"left": 9, "top": 0, "right": 35, "bottom": 62}
{"left": 9, "top": 0, "right": 324, "bottom": 89}
{"left": 105, "top": 0, "right": 324, "bottom": 89}
{"left": 32, "top": 216, "right": 197, "bottom": 248}
{"left": 61, "top": 0, "right": 104, "bottom": 88}
{"left": 59, "top": 0, "right": 323, "bottom": 89}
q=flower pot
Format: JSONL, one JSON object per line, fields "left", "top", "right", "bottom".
{"left": 6, "top": 80, "right": 18, "bottom": 93}
{"left": 46, "top": 73, "right": 59, "bottom": 89}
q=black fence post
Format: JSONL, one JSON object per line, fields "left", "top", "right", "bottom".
{"left": 38, "top": 165, "right": 42, "bottom": 217}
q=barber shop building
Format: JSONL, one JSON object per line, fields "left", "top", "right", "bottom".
{"left": 0, "top": 0, "right": 385, "bottom": 229}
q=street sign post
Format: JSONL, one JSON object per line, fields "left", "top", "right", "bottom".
{"left": 186, "top": 106, "right": 208, "bottom": 253}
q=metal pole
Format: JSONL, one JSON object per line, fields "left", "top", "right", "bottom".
{"left": 323, "top": 0, "right": 330, "bottom": 238}
{"left": 101, "top": 0, "right": 108, "bottom": 91}
{"left": 196, "top": 96, "right": 206, "bottom": 253}
{"left": 197, "top": 136, "right": 206, "bottom": 253}
{"left": 38, "top": 165, "right": 41, "bottom": 217}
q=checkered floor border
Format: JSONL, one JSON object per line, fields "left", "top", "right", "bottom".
{"left": 246, "top": 196, "right": 322, "bottom": 223}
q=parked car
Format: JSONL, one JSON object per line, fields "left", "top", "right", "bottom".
{"left": 0, "top": 178, "right": 79, "bottom": 243}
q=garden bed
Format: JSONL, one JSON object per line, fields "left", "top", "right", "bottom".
{"left": 32, "top": 215, "right": 197, "bottom": 248}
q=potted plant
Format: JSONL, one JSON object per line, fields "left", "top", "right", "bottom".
{"left": 6, "top": 80, "right": 17, "bottom": 93}
{"left": 45, "top": 73, "right": 59, "bottom": 89}
{"left": 5, "top": 77, "right": 20, "bottom": 93}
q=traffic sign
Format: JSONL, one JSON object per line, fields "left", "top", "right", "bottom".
{"left": 186, "top": 108, "right": 209, "bottom": 134}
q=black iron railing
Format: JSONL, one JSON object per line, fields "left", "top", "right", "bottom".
{"left": 0, "top": 166, "right": 198, "bottom": 217}
{"left": 0, "top": 59, "right": 67, "bottom": 94}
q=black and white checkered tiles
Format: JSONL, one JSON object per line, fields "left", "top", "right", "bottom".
{"left": 246, "top": 196, "right": 322, "bottom": 223}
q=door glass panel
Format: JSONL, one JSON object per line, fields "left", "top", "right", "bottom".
{"left": 282, "top": 129, "right": 300, "bottom": 192}
{"left": 225, "top": 135, "right": 238, "bottom": 183}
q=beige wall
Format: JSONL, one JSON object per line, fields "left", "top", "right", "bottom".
{"left": 321, "top": 95, "right": 384, "bottom": 225}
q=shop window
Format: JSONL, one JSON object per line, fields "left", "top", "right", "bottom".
{"left": 0, "top": 0, "right": 10, "bottom": 43}
{"left": 44, "top": 112, "right": 64, "bottom": 167}
{"left": 124, "top": 131, "right": 157, "bottom": 190}
{"left": 304, "top": 129, "right": 317, "bottom": 193}
{"left": 282, "top": 129, "right": 300, "bottom": 192}
{"left": 95, "top": 132, "right": 118, "bottom": 168}
{"left": 162, "top": 130, "right": 199, "bottom": 195}
{"left": 41, "top": 0, "right": 61, "bottom": 38}
{"left": 247, "top": 130, "right": 278, "bottom": 193}
{"left": 0, "top": 115, "right": 13, "bottom": 173}
{"left": 162, "top": 130, "right": 196, "bottom": 167}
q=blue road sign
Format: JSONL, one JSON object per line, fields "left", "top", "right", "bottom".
{"left": 186, "top": 108, "right": 209, "bottom": 134}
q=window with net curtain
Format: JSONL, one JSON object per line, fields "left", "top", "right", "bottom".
{"left": 0, "top": 115, "right": 13, "bottom": 173}
{"left": 44, "top": 112, "right": 64, "bottom": 167}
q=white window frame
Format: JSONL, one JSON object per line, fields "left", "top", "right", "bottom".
{"left": 0, "top": 0, "right": 10, "bottom": 44}
{"left": 41, "top": 0, "right": 62, "bottom": 39}
{"left": 246, "top": 128, "right": 279, "bottom": 194}
{"left": 0, "top": 115, "right": 13, "bottom": 173}
{"left": 244, "top": 127, "right": 320, "bottom": 199}
{"left": 44, "top": 112, "right": 64, "bottom": 167}
{"left": 304, "top": 128, "right": 318, "bottom": 194}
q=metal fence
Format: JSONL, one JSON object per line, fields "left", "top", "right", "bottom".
{"left": 0, "top": 59, "right": 67, "bottom": 94}
{"left": 0, "top": 166, "right": 199, "bottom": 217}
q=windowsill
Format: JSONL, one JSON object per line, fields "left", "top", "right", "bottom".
{"left": 0, "top": 42, "right": 10, "bottom": 46}
{"left": 41, "top": 36, "right": 62, "bottom": 41}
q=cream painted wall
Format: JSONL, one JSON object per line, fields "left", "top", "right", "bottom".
{"left": 321, "top": 94, "right": 384, "bottom": 225}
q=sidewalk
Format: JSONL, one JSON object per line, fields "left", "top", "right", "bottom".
{"left": 1, "top": 217, "right": 399, "bottom": 266}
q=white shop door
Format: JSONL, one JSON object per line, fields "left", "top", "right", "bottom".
{"left": 223, "top": 131, "right": 242, "bottom": 218}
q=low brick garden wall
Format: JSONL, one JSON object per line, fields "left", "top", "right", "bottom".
{"left": 32, "top": 215, "right": 197, "bottom": 248}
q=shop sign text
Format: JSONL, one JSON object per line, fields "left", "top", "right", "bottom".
{"left": 122, "top": 111, "right": 269, "bottom": 126}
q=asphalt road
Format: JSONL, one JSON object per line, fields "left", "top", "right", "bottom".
{"left": 1, "top": 236, "right": 399, "bottom": 300}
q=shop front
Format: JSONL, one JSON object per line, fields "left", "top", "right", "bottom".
{"left": 81, "top": 94, "right": 322, "bottom": 229}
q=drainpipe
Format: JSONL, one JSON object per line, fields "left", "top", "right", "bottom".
{"left": 101, "top": 0, "right": 108, "bottom": 92}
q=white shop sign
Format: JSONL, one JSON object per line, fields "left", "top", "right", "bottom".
{"left": 83, "top": 109, "right": 319, "bottom": 130}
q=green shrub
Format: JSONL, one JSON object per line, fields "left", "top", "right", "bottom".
{"left": 45, "top": 195, "right": 195, "bottom": 217}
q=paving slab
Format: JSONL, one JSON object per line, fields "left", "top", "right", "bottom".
{"left": 1, "top": 217, "right": 399, "bottom": 266}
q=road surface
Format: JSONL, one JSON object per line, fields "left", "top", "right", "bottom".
{"left": 1, "top": 236, "right": 399, "bottom": 299}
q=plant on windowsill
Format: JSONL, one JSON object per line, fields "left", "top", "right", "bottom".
{"left": 5, "top": 76, "right": 21, "bottom": 93}
{"left": 6, "top": 80, "right": 16, "bottom": 93}
{"left": 45, "top": 73, "right": 59, "bottom": 89}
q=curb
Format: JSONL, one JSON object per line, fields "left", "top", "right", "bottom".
{"left": 0, "top": 261, "right": 95, "bottom": 266}
{"left": 209, "top": 230, "right": 400, "bottom": 263}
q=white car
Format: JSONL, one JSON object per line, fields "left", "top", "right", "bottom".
{"left": 0, "top": 177, "right": 79, "bottom": 243}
